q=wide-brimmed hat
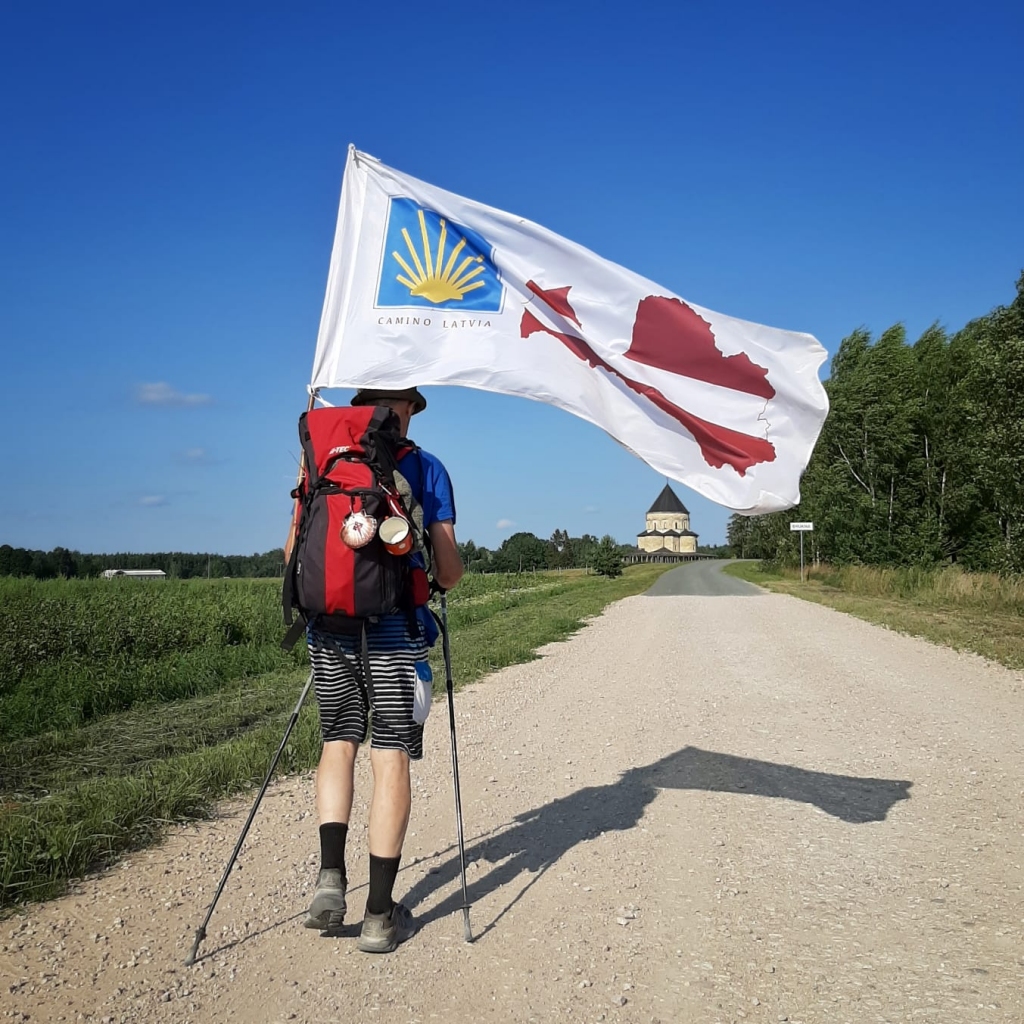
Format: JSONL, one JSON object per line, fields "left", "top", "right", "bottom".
{"left": 350, "top": 387, "right": 427, "bottom": 414}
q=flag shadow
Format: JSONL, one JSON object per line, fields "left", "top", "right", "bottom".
{"left": 403, "top": 746, "right": 911, "bottom": 937}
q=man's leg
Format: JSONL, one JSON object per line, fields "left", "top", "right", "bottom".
{"left": 356, "top": 617, "right": 425, "bottom": 953}
{"left": 317, "top": 739, "right": 358, "bottom": 825}
{"left": 317, "top": 738, "right": 358, "bottom": 878}
{"left": 366, "top": 747, "right": 411, "bottom": 910}
{"left": 357, "top": 746, "right": 419, "bottom": 952}
{"left": 305, "top": 739, "right": 358, "bottom": 929}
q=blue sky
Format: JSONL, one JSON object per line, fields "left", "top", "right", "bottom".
{"left": 1, "top": 1, "right": 1021, "bottom": 555}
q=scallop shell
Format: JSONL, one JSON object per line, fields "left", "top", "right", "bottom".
{"left": 341, "top": 510, "right": 377, "bottom": 548}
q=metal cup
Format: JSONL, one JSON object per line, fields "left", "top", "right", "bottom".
{"left": 379, "top": 516, "right": 412, "bottom": 556}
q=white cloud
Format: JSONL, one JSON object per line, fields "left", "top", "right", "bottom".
{"left": 496, "top": 518, "right": 516, "bottom": 530}
{"left": 175, "top": 447, "right": 215, "bottom": 466}
{"left": 584, "top": 505, "right": 599, "bottom": 513}
{"left": 136, "top": 382, "right": 212, "bottom": 407}
{"left": 139, "top": 495, "right": 167, "bottom": 507}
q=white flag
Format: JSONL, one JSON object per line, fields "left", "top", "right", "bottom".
{"left": 311, "top": 146, "right": 829, "bottom": 514}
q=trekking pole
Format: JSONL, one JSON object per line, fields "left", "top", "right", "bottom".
{"left": 439, "top": 593, "right": 473, "bottom": 943}
{"left": 185, "top": 669, "right": 316, "bottom": 966}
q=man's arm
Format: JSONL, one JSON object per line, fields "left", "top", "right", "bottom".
{"left": 429, "top": 520, "right": 464, "bottom": 591}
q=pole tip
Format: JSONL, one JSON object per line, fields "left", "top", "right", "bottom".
{"left": 185, "top": 927, "right": 205, "bottom": 966}
{"left": 462, "top": 908, "right": 473, "bottom": 943}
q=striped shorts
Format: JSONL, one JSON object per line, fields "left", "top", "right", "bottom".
{"left": 307, "top": 617, "right": 428, "bottom": 760}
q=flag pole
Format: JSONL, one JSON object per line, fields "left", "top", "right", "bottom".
{"left": 284, "top": 388, "right": 318, "bottom": 563}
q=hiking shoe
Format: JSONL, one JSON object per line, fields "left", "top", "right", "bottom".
{"left": 357, "top": 903, "right": 416, "bottom": 953}
{"left": 303, "top": 868, "right": 347, "bottom": 930}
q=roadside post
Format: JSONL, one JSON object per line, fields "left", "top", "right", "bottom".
{"left": 789, "top": 521, "right": 814, "bottom": 582}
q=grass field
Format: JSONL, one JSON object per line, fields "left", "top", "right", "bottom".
{"left": 724, "top": 561, "right": 1024, "bottom": 671}
{"left": 0, "top": 565, "right": 671, "bottom": 910}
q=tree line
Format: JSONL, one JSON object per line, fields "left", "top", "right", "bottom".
{"left": 0, "top": 546, "right": 286, "bottom": 580}
{"left": 457, "top": 530, "right": 634, "bottom": 575}
{"left": 0, "top": 531, "right": 641, "bottom": 580}
{"left": 728, "top": 274, "right": 1024, "bottom": 573}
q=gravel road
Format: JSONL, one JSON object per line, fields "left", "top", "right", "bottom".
{"left": 3, "top": 566, "right": 1023, "bottom": 1024}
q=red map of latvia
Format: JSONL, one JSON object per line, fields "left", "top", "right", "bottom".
{"left": 628, "top": 294, "right": 775, "bottom": 400}
{"left": 522, "top": 281, "right": 776, "bottom": 475}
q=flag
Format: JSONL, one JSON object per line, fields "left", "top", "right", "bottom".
{"left": 310, "top": 146, "right": 829, "bottom": 514}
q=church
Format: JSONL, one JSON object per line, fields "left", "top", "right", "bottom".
{"left": 625, "top": 483, "right": 701, "bottom": 563}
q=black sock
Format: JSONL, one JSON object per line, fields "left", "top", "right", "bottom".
{"left": 366, "top": 853, "right": 401, "bottom": 915}
{"left": 319, "top": 822, "right": 348, "bottom": 878}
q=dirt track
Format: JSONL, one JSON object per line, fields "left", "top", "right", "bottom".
{"left": 3, "top": 571, "right": 1023, "bottom": 1024}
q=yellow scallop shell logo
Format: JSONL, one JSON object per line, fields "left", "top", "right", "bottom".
{"left": 376, "top": 198, "right": 503, "bottom": 311}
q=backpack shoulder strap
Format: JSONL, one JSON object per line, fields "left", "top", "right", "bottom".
{"left": 281, "top": 614, "right": 307, "bottom": 651}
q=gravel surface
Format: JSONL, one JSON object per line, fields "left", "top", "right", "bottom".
{"left": 3, "top": 581, "right": 1022, "bottom": 1024}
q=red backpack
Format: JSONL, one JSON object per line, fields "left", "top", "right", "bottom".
{"left": 281, "top": 405, "right": 428, "bottom": 649}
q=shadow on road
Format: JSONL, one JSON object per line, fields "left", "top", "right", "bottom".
{"left": 404, "top": 746, "right": 912, "bottom": 937}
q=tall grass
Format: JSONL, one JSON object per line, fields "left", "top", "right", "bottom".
{"left": 2, "top": 668, "right": 305, "bottom": 800}
{"left": 813, "top": 564, "right": 1024, "bottom": 613}
{"left": 0, "top": 577, "right": 282, "bottom": 671}
{"left": 0, "top": 705, "right": 324, "bottom": 905}
{"left": 0, "top": 578, "right": 303, "bottom": 740}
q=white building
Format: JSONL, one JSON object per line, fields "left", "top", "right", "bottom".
{"left": 101, "top": 569, "right": 167, "bottom": 579}
{"left": 625, "top": 484, "right": 704, "bottom": 564}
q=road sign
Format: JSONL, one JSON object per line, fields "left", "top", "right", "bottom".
{"left": 789, "top": 522, "right": 813, "bottom": 581}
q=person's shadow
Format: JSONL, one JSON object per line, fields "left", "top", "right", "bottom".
{"left": 402, "top": 746, "right": 912, "bottom": 938}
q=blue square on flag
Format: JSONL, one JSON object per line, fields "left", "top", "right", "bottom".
{"left": 376, "top": 197, "right": 503, "bottom": 311}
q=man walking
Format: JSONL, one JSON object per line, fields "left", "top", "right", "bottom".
{"left": 304, "top": 386, "right": 464, "bottom": 952}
